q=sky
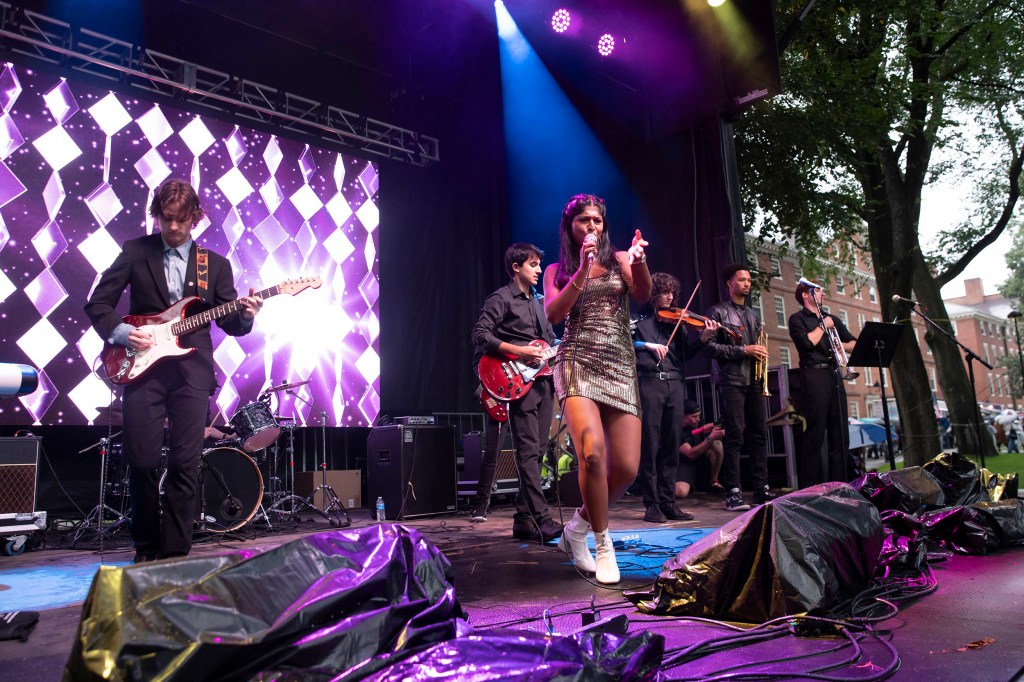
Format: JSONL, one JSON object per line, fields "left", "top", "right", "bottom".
{"left": 921, "top": 179, "right": 1015, "bottom": 301}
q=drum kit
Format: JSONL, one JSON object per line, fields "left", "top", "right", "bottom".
{"left": 75, "top": 378, "right": 350, "bottom": 543}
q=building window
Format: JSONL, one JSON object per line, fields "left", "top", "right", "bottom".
{"left": 836, "top": 276, "right": 845, "bottom": 294}
{"left": 774, "top": 296, "right": 787, "bottom": 327}
{"left": 770, "top": 257, "right": 782, "bottom": 278}
{"left": 868, "top": 286, "right": 878, "bottom": 303}
{"left": 751, "top": 291, "right": 762, "bottom": 320}
{"left": 864, "top": 367, "right": 874, "bottom": 386}
{"left": 929, "top": 368, "right": 937, "bottom": 392}
{"left": 839, "top": 309, "right": 849, "bottom": 326}
{"left": 849, "top": 401, "right": 860, "bottom": 420}
{"left": 780, "top": 346, "right": 791, "bottom": 369}
{"left": 822, "top": 305, "right": 830, "bottom": 314}
{"left": 852, "top": 286, "right": 862, "bottom": 300}
{"left": 857, "top": 313, "right": 866, "bottom": 331}
{"left": 950, "top": 320, "right": 957, "bottom": 334}
{"left": 981, "top": 322, "right": 987, "bottom": 336}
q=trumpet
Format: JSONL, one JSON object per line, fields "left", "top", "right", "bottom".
{"left": 826, "top": 326, "right": 859, "bottom": 381}
{"left": 753, "top": 326, "right": 771, "bottom": 396}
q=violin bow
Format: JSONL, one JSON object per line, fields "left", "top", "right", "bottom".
{"left": 659, "top": 280, "right": 701, "bottom": 367}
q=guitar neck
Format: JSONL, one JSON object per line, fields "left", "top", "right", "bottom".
{"left": 172, "top": 285, "right": 280, "bottom": 335}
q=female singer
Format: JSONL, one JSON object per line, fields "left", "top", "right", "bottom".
{"left": 543, "top": 193, "right": 651, "bottom": 584}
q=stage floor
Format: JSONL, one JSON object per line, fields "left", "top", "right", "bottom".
{"left": 1, "top": 493, "right": 1022, "bottom": 680}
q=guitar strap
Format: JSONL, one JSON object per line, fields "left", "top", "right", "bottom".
{"left": 531, "top": 289, "right": 553, "bottom": 345}
{"left": 196, "top": 245, "right": 209, "bottom": 299}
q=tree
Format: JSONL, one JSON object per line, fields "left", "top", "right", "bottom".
{"left": 998, "top": 223, "right": 1024, "bottom": 304}
{"left": 735, "top": 0, "right": 1024, "bottom": 465}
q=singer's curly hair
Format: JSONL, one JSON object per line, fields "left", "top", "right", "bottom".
{"left": 149, "top": 179, "right": 205, "bottom": 226}
{"left": 649, "top": 272, "right": 680, "bottom": 306}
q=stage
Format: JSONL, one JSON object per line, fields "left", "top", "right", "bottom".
{"left": 2, "top": 493, "right": 1022, "bottom": 680}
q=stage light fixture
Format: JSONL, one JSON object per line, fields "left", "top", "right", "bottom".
{"left": 597, "top": 33, "right": 615, "bottom": 57}
{"left": 551, "top": 9, "right": 571, "bottom": 33}
{"left": 708, "top": 0, "right": 727, "bottom": 6}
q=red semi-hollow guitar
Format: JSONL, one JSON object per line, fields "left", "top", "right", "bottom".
{"left": 99, "top": 277, "right": 321, "bottom": 385}
{"left": 478, "top": 339, "right": 556, "bottom": 402}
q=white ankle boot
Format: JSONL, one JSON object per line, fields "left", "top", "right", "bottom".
{"left": 593, "top": 529, "right": 620, "bottom": 584}
{"left": 558, "top": 509, "right": 596, "bottom": 573}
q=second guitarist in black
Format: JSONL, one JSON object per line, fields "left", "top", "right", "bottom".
{"left": 470, "top": 243, "right": 562, "bottom": 543}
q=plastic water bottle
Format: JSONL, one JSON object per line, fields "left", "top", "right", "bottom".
{"left": 375, "top": 496, "right": 386, "bottom": 522}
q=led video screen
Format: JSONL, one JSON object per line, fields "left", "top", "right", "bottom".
{"left": 0, "top": 63, "right": 380, "bottom": 427}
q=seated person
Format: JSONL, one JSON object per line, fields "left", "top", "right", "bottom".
{"left": 676, "top": 400, "right": 725, "bottom": 499}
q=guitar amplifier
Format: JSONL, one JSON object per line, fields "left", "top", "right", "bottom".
{"left": 366, "top": 425, "right": 457, "bottom": 519}
{"left": 461, "top": 431, "right": 519, "bottom": 496}
{"left": 0, "top": 436, "right": 41, "bottom": 514}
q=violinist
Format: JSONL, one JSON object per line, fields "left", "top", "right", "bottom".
{"left": 788, "top": 280, "right": 857, "bottom": 486}
{"left": 633, "top": 272, "right": 719, "bottom": 524}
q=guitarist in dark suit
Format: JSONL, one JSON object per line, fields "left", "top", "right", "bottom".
{"left": 85, "top": 179, "right": 263, "bottom": 562}
{"left": 471, "top": 243, "right": 563, "bottom": 543}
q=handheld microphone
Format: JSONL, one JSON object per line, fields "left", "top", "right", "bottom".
{"left": 891, "top": 294, "right": 920, "bottom": 306}
{"left": 583, "top": 233, "right": 597, "bottom": 262}
{"left": 797, "top": 277, "right": 822, "bottom": 289}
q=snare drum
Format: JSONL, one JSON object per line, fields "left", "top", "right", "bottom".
{"left": 230, "top": 401, "right": 281, "bottom": 452}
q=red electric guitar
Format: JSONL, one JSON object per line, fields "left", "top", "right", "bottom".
{"left": 480, "top": 391, "right": 509, "bottom": 423}
{"left": 478, "top": 339, "right": 557, "bottom": 402}
{"left": 99, "top": 277, "right": 321, "bottom": 385}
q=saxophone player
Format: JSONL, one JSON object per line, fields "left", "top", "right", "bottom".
{"left": 788, "top": 280, "right": 858, "bottom": 486}
{"left": 702, "top": 265, "right": 776, "bottom": 511}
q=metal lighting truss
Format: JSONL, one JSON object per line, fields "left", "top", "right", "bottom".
{"left": 0, "top": 3, "right": 439, "bottom": 165}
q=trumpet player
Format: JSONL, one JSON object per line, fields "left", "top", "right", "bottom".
{"left": 789, "top": 280, "right": 857, "bottom": 486}
{"left": 702, "top": 265, "right": 776, "bottom": 511}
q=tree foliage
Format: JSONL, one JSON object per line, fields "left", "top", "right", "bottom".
{"left": 734, "top": 0, "right": 1024, "bottom": 464}
{"left": 998, "top": 223, "right": 1024, "bottom": 305}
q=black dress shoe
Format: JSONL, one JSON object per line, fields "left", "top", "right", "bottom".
{"left": 512, "top": 519, "right": 540, "bottom": 540}
{"left": 662, "top": 505, "right": 695, "bottom": 521}
{"left": 644, "top": 505, "right": 667, "bottom": 523}
{"left": 536, "top": 518, "right": 564, "bottom": 542}
{"left": 132, "top": 553, "right": 157, "bottom": 564}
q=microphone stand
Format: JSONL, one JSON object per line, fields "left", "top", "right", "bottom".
{"left": 286, "top": 388, "right": 350, "bottom": 527}
{"left": 905, "top": 303, "right": 992, "bottom": 469}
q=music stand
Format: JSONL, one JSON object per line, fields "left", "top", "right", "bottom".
{"left": 848, "top": 322, "right": 906, "bottom": 472}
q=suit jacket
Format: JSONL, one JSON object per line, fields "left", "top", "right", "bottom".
{"left": 85, "top": 233, "right": 252, "bottom": 391}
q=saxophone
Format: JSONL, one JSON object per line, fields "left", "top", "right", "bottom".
{"left": 753, "top": 326, "right": 771, "bottom": 396}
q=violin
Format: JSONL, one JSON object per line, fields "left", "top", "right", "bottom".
{"left": 656, "top": 307, "right": 743, "bottom": 342}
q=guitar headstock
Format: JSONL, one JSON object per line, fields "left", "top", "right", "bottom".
{"left": 279, "top": 277, "right": 323, "bottom": 295}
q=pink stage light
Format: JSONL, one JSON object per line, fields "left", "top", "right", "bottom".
{"left": 551, "top": 9, "right": 571, "bottom": 33}
{"left": 597, "top": 33, "right": 615, "bottom": 57}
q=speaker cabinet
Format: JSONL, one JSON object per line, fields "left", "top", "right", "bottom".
{"left": 461, "top": 431, "right": 519, "bottom": 495}
{"left": 0, "top": 436, "right": 41, "bottom": 513}
{"left": 367, "top": 425, "right": 456, "bottom": 519}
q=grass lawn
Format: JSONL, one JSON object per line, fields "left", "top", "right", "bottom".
{"left": 872, "top": 450, "right": 1024, "bottom": 478}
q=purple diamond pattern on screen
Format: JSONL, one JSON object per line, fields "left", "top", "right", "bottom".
{"left": 0, "top": 113, "right": 25, "bottom": 159}
{"left": 32, "top": 219, "right": 68, "bottom": 268}
{"left": 0, "top": 64, "right": 380, "bottom": 426}
{"left": 43, "top": 79, "right": 78, "bottom": 125}
{"left": 0, "top": 64, "right": 23, "bottom": 113}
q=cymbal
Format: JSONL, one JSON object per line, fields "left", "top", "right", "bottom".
{"left": 95, "top": 405, "right": 122, "bottom": 414}
{"left": 267, "top": 379, "right": 311, "bottom": 393}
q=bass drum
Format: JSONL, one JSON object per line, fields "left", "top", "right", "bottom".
{"left": 194, "top": 447, "right": 264, "bottom": 532}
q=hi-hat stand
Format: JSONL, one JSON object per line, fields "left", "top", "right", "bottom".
{"left": 69, "top": 432, "right": 131, "bottom": 547}
{"left": 266, "top": 384, "right": 349, "bottom": 527}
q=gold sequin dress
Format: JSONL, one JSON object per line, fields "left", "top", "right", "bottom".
{"left": 553, "top": 267, "right": 641, "bottom": 417}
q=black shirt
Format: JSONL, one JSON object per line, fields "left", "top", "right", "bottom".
{"left": 788, "top": 307, "right": 856, "bottom": 367}
{"left": 632, "top": 312, "right": 703, "bottom": 374}
{"left": 471, "top": 280, "right": 555, "bottom": 374}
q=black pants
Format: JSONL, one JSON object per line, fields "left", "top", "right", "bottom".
{"left": 637, "top": 377, "right": 685, "bottom": 510}
{"left": 717, "top": 383, "right": 769, "bottom": 492}
{"left": 473, "top": 378, "right": 554, "bottom": 523}
{"left": 798, "top": 367, "right": 850, "bottom": 486}
{"left": 122, "top": 362, "right": 208, "bottom": 557}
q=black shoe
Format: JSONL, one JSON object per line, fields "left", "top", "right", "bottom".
{"left": 132, "top": 553, "right": 156, "bottom": 564}
{"left": 512, "top": 519, "right": 540, "bottom": 541}
{"left": 662, "top": 505, "right": 695, "bottom": 521}
{"left": 537, "top": 518, "right": 564, "bottom": 542}
{"left": 753, "top": 486, "right": 777, "bottom": 504}
{"left": 469, "top": 505, "right": 488, "bottom": 523}
{"left": 644, "top": 504, "right": 667, "bottom": 523}
{"left": 724, "top": 489, "right": 751, "bottom": 512}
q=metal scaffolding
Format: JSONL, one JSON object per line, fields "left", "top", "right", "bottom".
{"left": 0, "top": 4, "right": 440, "bottom": 166}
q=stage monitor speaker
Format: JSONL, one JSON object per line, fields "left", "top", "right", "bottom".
{"left": 0, "top": 436, "right": 41, "bottom": 513}
{"left": 367, "top": 425, "right": 456, "bottom": 519}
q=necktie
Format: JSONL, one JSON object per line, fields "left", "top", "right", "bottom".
{"left": 165, "top": 247, "right": 185, "bottom": 302}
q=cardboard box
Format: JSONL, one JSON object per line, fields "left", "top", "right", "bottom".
{"left": 294, "top": 470, "right": 361, "bottom": 511}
